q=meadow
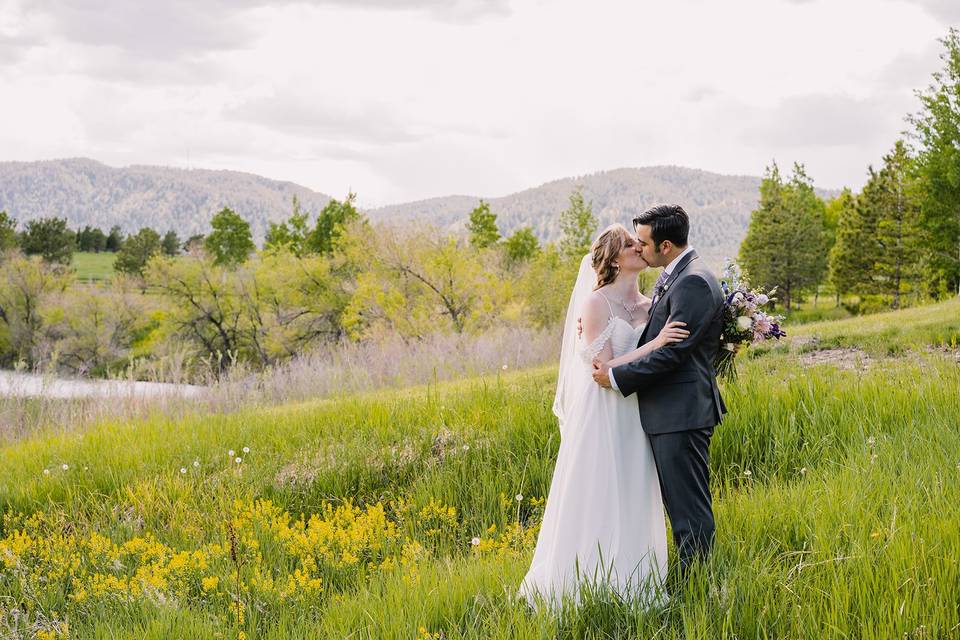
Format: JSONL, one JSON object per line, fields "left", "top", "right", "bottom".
{"left": 0, "top": 299, "right": 958, "bottom": 639}
{"left": 70, "top": 252, "right": 115, "bottom": 284}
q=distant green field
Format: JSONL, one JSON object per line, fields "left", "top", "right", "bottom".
{"left": 72, "top": 251, "right": 116, "bottom": 282}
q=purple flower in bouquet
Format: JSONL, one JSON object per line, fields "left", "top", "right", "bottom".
{"left": 716, "top": 259, "right": 785, "bottom": 380}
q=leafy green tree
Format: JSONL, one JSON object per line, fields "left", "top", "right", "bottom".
{"left": 264, "top": 195, "right": 312, "bottom": 256}
{"left": 146, "top": 251, "right": 344, "bottom": 371}
{"left": 467, "top": 200, "right": 501, "bottom": 249}
{"left": 504, "top": 227, "right": 540, "bottom": 267}
{"left": 908, "top": 27, "right": 960, "bottom": 297}
{"left": 205, "top": 207, "right": 255, "bottom": 267}
{"left": 38, "top": 276, "right": 153, "bottom": 375}
{"left": 114, "top": 228, "right": 162, "bottom": 277}
{"left": 518, "top": 244, "right": 576, "bottom": 329}
{"left": 559, "top": 187, "right": 598, "bottom": 261}
{"left": 105, "top": 226, "right": 124, "bottom": 252}
{"left": 306, "top": 193, "right": 362, "bottom": 256}
{"left": 0, "top": 252, "right": 72, "bottom": 367}
{"left": 20, "top": 216, "right": 76, "bottom": 265}
{"left": 343, "top": 226, "right": 510, "bottom": 339}
{"left": 0, "top": 211, "right": 17, "bottom": 252}
{"left": 739, "top": 163, "right": 829, "bottom": 309}
{"left": 161, "top": 230, "right": 181, "bottom": 256}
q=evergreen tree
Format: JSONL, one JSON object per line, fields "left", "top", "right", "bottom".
{"left": 105, "top": 226, "right": 124, "bottom": 252}
{"left": 504, "top": 227, "right": 540, "bottom": 266}
{"left": 467, "top": 200, "right": 501, "bottom": 249}
{"left": 205, "top": 207, "right": 255, "bottom": 267}
{"left": 739, "top": 163, "right": 829, "bottom": 309}
{"left": 908, "top": 27, "right": 960, "bottom": 297}
{"left": 873, "top": 141, "right": 923, "bottom": 308}
{"left": 161, "top": 230, "right": 181, "bottom": 256}
{"left": 20, "top": 216, "right": 75, "bottom": 265}
{"left": 0, "top": 211, "right": 17, "bottom": 251}
{"left": 559, "top": 187, "right": 597, "bottom": 261}
{"left": 828, "top": 188, "right": 874, "bottom": 297}
{"left": 306, "top": 193, "right": 362, "bottom": 256}
{"left": 114, "top": 227, "right": 162, "bottom": 277}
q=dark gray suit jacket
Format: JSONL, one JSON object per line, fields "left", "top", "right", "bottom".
{"left": 612, "top": 250, "right": 727, "bottom": 434}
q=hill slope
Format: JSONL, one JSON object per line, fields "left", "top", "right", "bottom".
{"left": 0, "top": 158, "right": 333, "bottom": 243}
{"left": 369, "top": 166, "right": 811, "bottom": 264}
{"left": 0, "top": 160, "right": 837, "bottom": 262}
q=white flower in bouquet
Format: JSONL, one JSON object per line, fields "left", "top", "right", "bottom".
{"left": 757, "top": 293, "right": 769, "bottom": 306}
{"left": 736, "top": 316, "right": 753, "bottom": 331}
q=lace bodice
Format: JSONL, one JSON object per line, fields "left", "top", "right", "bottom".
{"left": 577, "top": 316, "right": 646, "bottom": 365}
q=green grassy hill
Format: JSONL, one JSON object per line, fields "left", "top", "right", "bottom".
{"left": 0, "top": 300, "right": 958, "bottom": 638}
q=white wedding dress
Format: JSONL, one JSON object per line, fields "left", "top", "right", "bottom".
{"left": 518, "top": 257, "right": 667, "bottom": 610}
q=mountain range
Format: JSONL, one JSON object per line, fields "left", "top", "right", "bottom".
{"left": 0, "top": 158, "right": 835, "bottom": 265}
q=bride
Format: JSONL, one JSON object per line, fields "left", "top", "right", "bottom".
{"left": 517, "top": 223, "right": 689, "bottom": 609}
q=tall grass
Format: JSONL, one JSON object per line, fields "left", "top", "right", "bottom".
{"left": 0, "top": 326, "right": 559, "bottom": 443}
{"left": 1, "top": 300, "right": 959, "bottom": 638}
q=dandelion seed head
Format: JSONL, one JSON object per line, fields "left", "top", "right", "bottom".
{"left": 42, "top": 469, "right": 50, "bottom": 476}
{"left": 193, "top": 460, "right": 200, "bottom": 467}
{"left": 242, "top": 446, "right": 250, "bottom": 454}
{"left": 470, "top": 537, "right": 480, "bottom": 546}
{"left": 502, "top": 364, "right": 508, "bottom": 370}
{"left": 61, "top": 464, "right": 69, "bottom": 471}
{"left": 228, "top": 449, "right": 235, "bottom": 457}
{"left": 515, "top": 493, "right": 523, "bottom": 502}
{"left": 180, "top": 468, "right": 187, "bottom": 474}
{"left": 235, "top": 457, "right": 243, "bottom": 464}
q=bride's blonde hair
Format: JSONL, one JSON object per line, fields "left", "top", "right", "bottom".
{"left": 590, "top": 223, "right": 632, "bottom": 291}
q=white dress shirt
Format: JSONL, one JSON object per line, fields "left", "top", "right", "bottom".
{"left": 608, "top": 246, "right": 695, "bottom": 392}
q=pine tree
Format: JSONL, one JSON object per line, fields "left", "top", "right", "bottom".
{"left": 873, "top": 141, "right": 922, "bottom": 308}
{"left": 20, "top": 216, "right": 76, "bottom": 265}
{"left": 105, "top": 226, "right": 124, "bottom": 252}
{"left": 114, "top": 227, "right": 162, "bottom": 277}
{"left": 467, "top": 200, "right": 501, "bottom": 249}
{"left": 828, "top": 189, "right": 874, "bottom": 297}
{"left": 739, "top": 163, "right": 829, "bottom": 309}
{"left": 908, "top": 27, "right": 960, "bottom": 297}
{"left": 161, "top": 230, "right": 181, "bottom": 256}
{"left": 559, "top": 187, "right": 597, "bottom": 261}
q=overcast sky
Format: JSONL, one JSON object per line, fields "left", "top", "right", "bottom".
{"left": 0, "top": 0, "right": 956, "bottom": 206}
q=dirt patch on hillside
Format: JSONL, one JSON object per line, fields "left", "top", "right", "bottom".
{"left": 799, "top": 348, "right": 873, "bottom": 370}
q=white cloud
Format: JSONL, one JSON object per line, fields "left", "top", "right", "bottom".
{"left": 0, "top": 0, "right": 954, "bottom": 204}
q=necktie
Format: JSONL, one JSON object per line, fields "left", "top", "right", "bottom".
{"left": 651, "top": 269, "right": 670, "bottom": 306}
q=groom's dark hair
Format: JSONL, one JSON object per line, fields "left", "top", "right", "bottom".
{"left": 633, "top": 204, "right": 689, "bottom": 249}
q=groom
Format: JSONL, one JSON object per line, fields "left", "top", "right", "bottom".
{"left": 593, "top": 203, "right": 726, "bottom": 575}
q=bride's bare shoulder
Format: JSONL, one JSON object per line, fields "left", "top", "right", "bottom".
{"left": 579, "top": 290, "right": 612, "bottom": 326}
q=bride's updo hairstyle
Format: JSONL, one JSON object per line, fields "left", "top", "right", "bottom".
{"left": 590, "top": 223, "right": 632, "bottom": 291}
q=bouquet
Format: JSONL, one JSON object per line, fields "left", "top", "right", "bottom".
{"left": 716, "top": 260, "right": 786, "bottom": 380}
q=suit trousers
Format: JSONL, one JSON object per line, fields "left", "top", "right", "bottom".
{"left": 648, "top": 427, "right": 715, "bottom": 572}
